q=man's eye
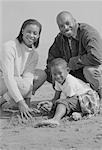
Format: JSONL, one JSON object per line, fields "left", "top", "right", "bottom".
{"left": 26, "top": 31, "right": 31, "bottom": 34}
{"left": 66, "top": 22, "right": 70, "bottom": 26}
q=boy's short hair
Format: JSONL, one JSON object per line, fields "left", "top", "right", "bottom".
{"left": 50, "top": 58, "right": 68, "bottom": 69}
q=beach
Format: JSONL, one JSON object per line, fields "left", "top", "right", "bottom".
{"left": 0, "top": 81, "right": 102, "bottom": 150}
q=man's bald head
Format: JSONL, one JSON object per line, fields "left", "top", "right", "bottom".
{"left": 56, "top": 11, "right": 74, "bottom": 24}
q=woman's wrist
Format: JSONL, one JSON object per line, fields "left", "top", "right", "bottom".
{"left": 17, "top": 100, "right": 26, "bottom": 106}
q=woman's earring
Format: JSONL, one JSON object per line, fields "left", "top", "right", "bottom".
{"left": 22, "top": 30, "right": 24, "bottom": 35}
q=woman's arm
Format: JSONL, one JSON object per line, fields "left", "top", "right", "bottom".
{"left": 23, "top": 51, "right": 39, "bottom": 78}
{"left": 0, "top": 43, "right": 24, "bottom": 102}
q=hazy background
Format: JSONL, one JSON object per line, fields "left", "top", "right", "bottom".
{"left": 0, "top": 0, "right": 102, "bottom": 69}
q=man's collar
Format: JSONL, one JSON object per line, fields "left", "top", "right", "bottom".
{"left": 71, "top": 23, "right": 80, "bottom": 40}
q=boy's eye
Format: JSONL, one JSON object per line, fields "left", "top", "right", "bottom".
{"left": 26, "top": 30, "right": 31, "bottom": 34}
{"left": 59, "top": 25, "right": 64, "bottom": 28}
{"left": 54, "top": 72, "right": 62, "bottom": 76}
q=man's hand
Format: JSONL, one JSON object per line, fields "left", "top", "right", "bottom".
{"left": 18, "top": 100, "right": 32, "bottom": 120}
{"left": 68, "top": 56, "right": 83, "bottom": 70}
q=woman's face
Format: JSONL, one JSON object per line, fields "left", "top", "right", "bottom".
{"left": 22, "top": 24, "right": 40, "bottom": 48}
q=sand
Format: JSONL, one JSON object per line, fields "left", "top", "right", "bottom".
{"left": 0, "top": 82, "right": 102, "bottom": 150}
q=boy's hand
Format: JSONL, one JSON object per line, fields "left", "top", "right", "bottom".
{"left": 37, "top": 100, "right": 53, "bottom": 112}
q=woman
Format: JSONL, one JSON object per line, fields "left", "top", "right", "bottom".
{"left": 0, "top": 19, "right": 47, "bottom": 119}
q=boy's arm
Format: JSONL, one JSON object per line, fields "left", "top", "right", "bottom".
{"left": 52, "top": 90, "right": 61, "bottom": 103}
{"left": 37, "top": 90, "right": 61, "bottom": 110}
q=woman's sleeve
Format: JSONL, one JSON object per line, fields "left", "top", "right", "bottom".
{"left": 23, "top": 51, "right": 39, "bottom": 78}
{"left": 0, "top": 43, "right": 24, "bottom": 102}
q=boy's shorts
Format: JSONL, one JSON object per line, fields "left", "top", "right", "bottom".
{"left": 55, "top": 90, "right": 100, "bottom": 116}
{"left": 55, "top": 96, "right": 81, "bottom": 115}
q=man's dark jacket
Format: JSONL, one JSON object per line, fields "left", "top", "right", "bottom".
{"left": 45, "top": 23, "right": 102, "bottom": 82}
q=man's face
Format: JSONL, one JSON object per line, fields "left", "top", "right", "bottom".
{"left": 57, "top": 13, "right": 76, "bottom": 38}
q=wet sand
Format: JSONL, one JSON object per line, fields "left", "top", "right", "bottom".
{"left": 0, "top": 82, "right": 102, "bottom": 150}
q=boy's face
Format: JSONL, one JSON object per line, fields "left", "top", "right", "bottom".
{"left": 51, "top": 64, "right": 68, "bottom": 84}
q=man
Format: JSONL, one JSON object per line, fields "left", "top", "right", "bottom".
{"left": 45, "top": 11, "right": 102, "bottom": 103}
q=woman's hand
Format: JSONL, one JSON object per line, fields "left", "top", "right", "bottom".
{"left": 17, "top": 100, "right": 32, "bottom": 120}
{"left": 37, "top": 100, "right": 53, "bottom": 112}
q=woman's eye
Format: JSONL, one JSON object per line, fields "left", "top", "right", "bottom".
{"left": 25, "top": 30, "right": 31, "bottom": 34}
{"left": 33, "top": 32, "right": 38, "bottom": 35}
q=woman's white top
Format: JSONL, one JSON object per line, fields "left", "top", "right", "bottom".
{"left": 0, "top": 39, "right": 38, "bottom": 102}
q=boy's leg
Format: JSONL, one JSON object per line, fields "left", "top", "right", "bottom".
{"left": 41, "top": 96, "right": 81, "bottom": 125}
{"left": 41, "top": 103, "right": 66, "bottom": 126}
{"left": 52, "top": 103, "right": 67, "bottom": 122}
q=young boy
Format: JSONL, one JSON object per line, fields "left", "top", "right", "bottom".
{"left": 38, "top": 58, "right": 100, "bottom": 126}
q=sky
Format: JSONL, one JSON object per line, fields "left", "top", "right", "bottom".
{"left": 0, "top": 0, "right": 102, "bottom": 68}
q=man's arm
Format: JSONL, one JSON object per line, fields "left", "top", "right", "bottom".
{"left": 46, "top": 34, "right": 62, "bottom": 66}
{"left": 68, "top": 27, "right": 102, "bottom": 70}
{"left": 45, "top": 35, "right": 62, "bottom": 83}
{"left": 80, "top": 30, "right": 102, "bottom": 66}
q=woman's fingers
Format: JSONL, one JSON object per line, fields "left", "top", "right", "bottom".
{"left": 23, "top": 112, "right": 31, "bottom": 120}
{"left": 20, "top": 112, "right": 24, "bottom": 120}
